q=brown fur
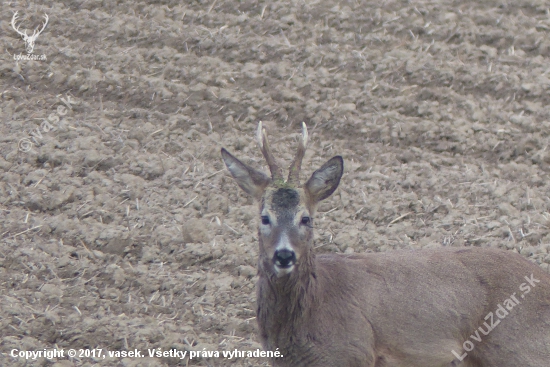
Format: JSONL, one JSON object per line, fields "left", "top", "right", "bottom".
{"left": 255, "top": 247, "right": 550, "bottom": 367}
{"left": 221, "top": 127, "right": 550, "bottom": 367}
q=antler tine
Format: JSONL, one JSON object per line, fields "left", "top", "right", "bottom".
{"left": 11, "top": 11, "right": 27, "bottom": 36}
{"left": 37, "top": 14, "right": 49, "bottom": 34}
{"left": 257, "top": 121, "right": 284, "bottom": 181}
{"left": 287, "top": 122, "right": 308, "bottom": 185}
{"left": 11, "top": 11, "right": 19, "bottom": 27}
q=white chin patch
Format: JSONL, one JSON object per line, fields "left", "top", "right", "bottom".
{"left": 274, "top": 264, "right": 294, "bottom": 276}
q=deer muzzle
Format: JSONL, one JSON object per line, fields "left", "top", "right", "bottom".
{"left": 274, "top": 249, "right": 296, "bottom": 268}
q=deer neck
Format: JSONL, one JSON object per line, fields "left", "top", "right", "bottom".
{"left": 257, "top": 248, "right": 318, "bottom": 348}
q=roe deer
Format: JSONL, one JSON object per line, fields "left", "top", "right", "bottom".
{"left": 221, "top": 122, "right": 550, "bottom": 367}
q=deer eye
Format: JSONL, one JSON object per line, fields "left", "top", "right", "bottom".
{"left": 301, "top": 216, "right": 311, "bottom": 226}
{"left": 261, "top": 216, "right": 270, "bottom": 225}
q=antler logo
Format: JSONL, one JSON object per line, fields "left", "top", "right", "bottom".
{"left": 11, "top": 11, "right": 49, "bottom": 54}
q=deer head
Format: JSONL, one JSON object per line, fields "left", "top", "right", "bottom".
{"left": 11, "top": 11, "right": 49, "bottom": 54}
{"left": 221, "top": 122, "right": 343, "bottom": 279}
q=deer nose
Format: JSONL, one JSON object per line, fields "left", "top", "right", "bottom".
{"left": 274, "top": 249, "right": 296, "bottom": 268}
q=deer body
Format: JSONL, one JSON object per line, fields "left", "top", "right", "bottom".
{"left": 258, "top": 249, "right": 550, "bottom": 367}
{"left": 221, "top": 122, "right": 550, "bottom": 367}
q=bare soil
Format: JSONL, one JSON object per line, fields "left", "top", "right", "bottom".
{"left": 1, "top": 0, "right": 550, "bottom": 366}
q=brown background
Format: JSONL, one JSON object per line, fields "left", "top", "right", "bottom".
{"left": 1, "top": 0, "right": 550, "bottom": 365}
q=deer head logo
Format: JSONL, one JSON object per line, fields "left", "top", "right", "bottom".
{"left": 11, "top": 11, "right": 49, "bottom": 54}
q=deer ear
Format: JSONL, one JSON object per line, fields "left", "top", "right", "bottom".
{"left": 221, "top": 148, "right": 271, "bottom": 200}
{"left": 304, "top": 156, "right": 343, "bottom": 204}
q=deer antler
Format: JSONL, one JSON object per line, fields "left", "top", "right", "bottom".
{"left": 34, "top": 14, "right": 49, "bottom": 37}
{"left": 257, "top": 121, "right": 284, "bottom": 181}
{"left": 287, "top": 122, "right": 308, "bottom": 185}
{"left": 11, "top": 12, "right": 48, "bottom": 37}
{"left": 11, "top": 11, "right": 27, "bottom": 37}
